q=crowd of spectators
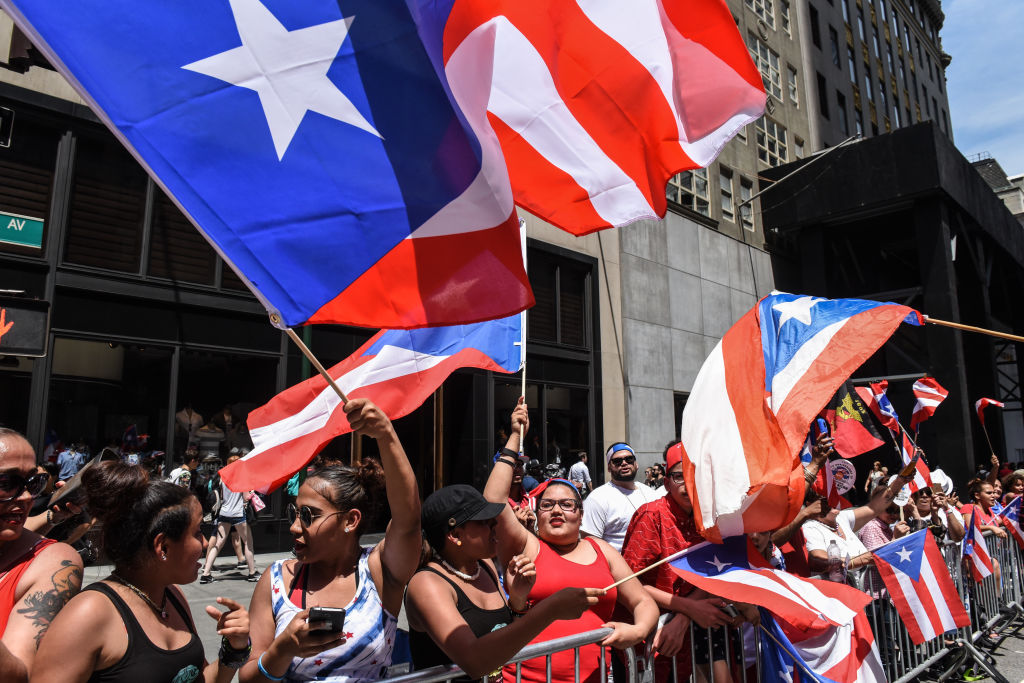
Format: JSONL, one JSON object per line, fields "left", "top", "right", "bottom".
{"left": 3, "top": 399, "right": 1023, "bottom": 682}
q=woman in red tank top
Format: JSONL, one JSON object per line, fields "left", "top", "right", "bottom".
{"left": 484, "top": 399, "right": 658, "bottom": 683}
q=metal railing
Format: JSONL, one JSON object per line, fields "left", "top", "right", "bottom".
{"left": 386, "top": 533, "right": 1024, "bottom": 683}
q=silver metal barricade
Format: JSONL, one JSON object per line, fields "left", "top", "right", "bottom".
{"left": 631, "top": 614, "right": 761, "bottom": 683}
{"left": 382, "top": 627, "right": 640, "bottom": 683}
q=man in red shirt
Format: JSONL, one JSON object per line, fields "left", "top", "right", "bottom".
{"left": 621, "top": 442, "right": 747, "bottom": 681}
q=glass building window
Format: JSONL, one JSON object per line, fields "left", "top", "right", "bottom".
{"left": 755, "top": 118, "right": 788, "bottom": 167}
{"left": 788, "top": 65, "right": 799, "bottom": 104}
{"left": 817, "top": 72, "right": 830, "bottom": 119}
{"left": 829, "top": 27, "right": 841, "bottom": 67}
{"left": 879, "top": 78, "right": 887, "bottom": 110}
{"left": 842, "top": 0, "right": 850, "bottom": 24}
{"left": 864, "top": 70, "right": 873, "bottom": 100}
{"left": 666, "top": 169, "right": 710, "bottom": 216}
{"left": 527, "top": 249, "right": 591, "bottom": 348}
{"left": 740, "top": 178, "right": 754, "bottom": 231}
{"left": 848, "top": 47, "right": 857, "bottom": 82}
{"left": 837, "top": 91, "right": 849, "bottom": 135}
{"left": 872, "top": 28, "right": 880, "bottom": 58}
{"left": 857, "top": 9, "right": 866, "bottom": 41}
{"left": 745, "top": 0, "right": 776, "bottom": 29}
{"left": 809, "top": 5, "right": 822, "bottom": 47}
{"left": 780, "top": 0, "right": 791, "bottom": 34}
{"left": 749, "top": 35, "right": 783, "bottom": 99}
{"left": 719, "top": 169, "right": 735, "bottom": 223}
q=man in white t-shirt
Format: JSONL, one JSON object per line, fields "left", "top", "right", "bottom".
{"left": 581, "top": 442, "right": 659, "bottom": 551}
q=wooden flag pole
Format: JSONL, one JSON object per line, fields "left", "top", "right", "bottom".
{"left": 980, "top": 421, "right": 996, "bottom": 458}
{"left": 271, "top": 314, "right": 349, "bottom": 404}
{"left": 923, "top": 316, "right": 1024, "bottom": 344}
{"left": 602, "top": 547, "right": 690, "bottom": 591}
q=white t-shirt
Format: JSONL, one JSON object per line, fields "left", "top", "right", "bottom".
{"left": 802, "top": 509, "right": 869, "bottom": 579}
{"left": 219, "top": 482, "right": 246, "bottom": 519}
{"left": 581, "top": 481, "right": 659, "bottom": 551}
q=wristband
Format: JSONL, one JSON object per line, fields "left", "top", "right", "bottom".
{"left": 258, "top": 652, "right": 286, "bottom": 681}
{"left": 494, "top": 448, "right": 521, "bottom": 463}
{"left": 45, "top": 509, "right": 53, "bottom": 525}
{"left": 218, "top": 636, "right": 251, "bottom": 669}
{"left": 495, "top": 457, "right": 517, "bottom": 469}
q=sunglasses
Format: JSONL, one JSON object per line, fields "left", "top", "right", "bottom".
{"left": 0, "top": 471, "right": 50, "bottom": 503}
{"left": 885, "top": 506, "right": 900, "bottom": 515}
{"left": 287, "top": 503, "right": 345, "bottom": 528}
{"left": 667, "top": 472, "right": 686, "bottom": 485}
{"left": 609, "top": 455, "right": 636, "bottom": 467}
{"left": 537, "top": 498, "right": 581, "bottom": 512}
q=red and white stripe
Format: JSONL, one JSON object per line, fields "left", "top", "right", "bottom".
{"left": 975, "top": 397, "right": 1005, "bottom": 426}
{"left": 873, "top": 533, "right": 970, "bottom": 645}
{"left": 856, "top": 384, "right": 932, "bottom": 493}
{"left": 441, "top": 0, "right": 765, "bottom": 235}
{"left": 964, "top": 510, "right": 994, "bottom": 582}
{"left": 910, "top": 377, "right": 948, "bottom": 432}
{"left": 784, "top": 612, "right": 885, "bottom": 683}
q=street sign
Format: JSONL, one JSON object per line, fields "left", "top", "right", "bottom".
{"left": 0, "top": 210, "right": 44, "bottom": 249}
{"left": 0, "top": 295, "right": 50, "bottom": 357}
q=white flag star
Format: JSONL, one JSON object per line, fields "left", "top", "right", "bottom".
{"left": 896, "top": 546, "right": 913, "bottom": 564}
{"left": 707, "top": 555, "right": 731, "bottom": 573}
{"left": 183, "top": 0, "right": 381, "bottom": 160}
{"left": 772, "top": 295, "right": 823, "bottom": 327}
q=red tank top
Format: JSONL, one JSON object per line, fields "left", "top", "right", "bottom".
{"left": 0, "top": 538, "right": 57, "bottom": 636}
{"left": 504, "top": 537, "right": 617, "bottom": 683}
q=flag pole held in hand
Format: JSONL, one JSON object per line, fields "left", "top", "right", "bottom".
{"left": 273, "top": 314, "right": 349, "bottom": 404}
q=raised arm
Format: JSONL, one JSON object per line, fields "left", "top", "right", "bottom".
{"left": 855, "top": 468, "right": 912, "bottom": 531}
{"left": 345, "top": 399, "right": 422, "bottom": 606}
{"left": 803, "top": 433, "right": 832, "bottom": 486}
{"left": 483, "top": 397, "right": 535, "bottom": 565}
{"left": 986, "top": 454, "right": 1000, "bottom": 486}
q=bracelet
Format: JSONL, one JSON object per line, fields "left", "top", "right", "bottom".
{"left": 495, "top": 457, "right": 518, "bottom": 469}
{"left": 257, "top": 652, "right": 286, "bottom": 681}
{"left": 509, "top": 600, "right": 533, "bottom": 617}
{"left": 45, "top": 509, "right": 53, "bottom": 525}
{"left": 218, "top": 636, "right": 251, "bottom": 669}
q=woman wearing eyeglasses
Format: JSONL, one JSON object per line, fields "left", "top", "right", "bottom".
{"left": 482, "top": 400, "right": 658, "bottom": 683}
{"left": 241, "top": 399, "right": 421, "bottom": 683}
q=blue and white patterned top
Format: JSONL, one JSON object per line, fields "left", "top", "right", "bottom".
{"left": 270, "top": 548, "right": 397, "bottom": 682}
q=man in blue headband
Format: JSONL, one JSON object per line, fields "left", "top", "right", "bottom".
{"left": 580, "top": 442, "right": 659, "bottom": 552}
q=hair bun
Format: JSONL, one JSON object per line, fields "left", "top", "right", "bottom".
{"left": 83, "top": 461, "right": 150, "bottom": 523}
{"left": 356, "top": 458, "right": 385, "bottom": 492}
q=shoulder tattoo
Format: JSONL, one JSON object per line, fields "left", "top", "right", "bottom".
{"left": 16, "top": 559, "right": 83, "bottom": 648}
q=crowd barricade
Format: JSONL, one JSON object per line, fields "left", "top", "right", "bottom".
{"left": 381, "top": 627, "right": 640, "bottom": 683}
{"left": 385, "top": 533, "right": 1024, "bottom": 683}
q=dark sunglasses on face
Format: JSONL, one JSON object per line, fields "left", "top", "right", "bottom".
{"left": 0, "top": 471, "right": 49, "bottom": 503}
{"left": 885, "top": 506, "right": 899, "bottom": 515}
{"left": 609, "top": 455, "right": 636, "bottom": 467}
{"left": 287, "top": 502, "right": 345, "bottom": 528}
{"left": 537, "top": 498, "right": 580, "bottom": 512}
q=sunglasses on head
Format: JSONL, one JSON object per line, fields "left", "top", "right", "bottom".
{"left": 609, "top": 455, "right": 636, "bottom": 466}
{"left": 0, "top": 471, "right": 50, "bottom": 503}
{"left": 287, "top": 502, "right": 345, "bottom": 528}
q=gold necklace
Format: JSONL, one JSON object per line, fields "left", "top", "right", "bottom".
{"left": 111, "top": 574, "right": 169, "bottom": 620}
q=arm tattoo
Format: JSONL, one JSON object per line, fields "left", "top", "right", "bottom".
{"left": 15, "top": 559, "right": 83, "bottom": 648}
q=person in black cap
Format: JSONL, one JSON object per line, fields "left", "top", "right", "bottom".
{"left": 405, "top": 467, "right": 603, "bottom": 679}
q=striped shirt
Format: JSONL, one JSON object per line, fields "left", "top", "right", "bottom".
{"left": 270, "top": 548, "right": 397, "bottom": 682}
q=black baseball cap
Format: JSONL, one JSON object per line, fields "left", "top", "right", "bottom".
{"left": 422, "top": 485, "right": 505, "bottom": 533}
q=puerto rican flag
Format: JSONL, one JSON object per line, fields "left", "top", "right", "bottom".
{"left": 857, "top": 382, "right": 932, "bottom": 493}
{"left": 3, "top": 0, "right": 763, "bottom": 329}
{"left": 667, "top": 536, "right": 871, "bottom": 631}
{"left": 679, "top": 292, "right": 921, "bottom": 541}
{"left": 871, "top": 530, "right": 970, "bottom": 646}
{"left": 975, "top": 398, "right": 1005, "bottom": 426}
{"left": 997, "top": 495, "right": 1024, "bottom": 551}
{"left": 760, "top": 611, "right": 885, "bottom": 683}
{"left": 962, "top": 509, "right": 994, "bottom": 583}
{"left": 220, "top": 314, "right": 523, "bottom": 491}
{"left": 910, "top": 377, "right": 948, "bottom": 432}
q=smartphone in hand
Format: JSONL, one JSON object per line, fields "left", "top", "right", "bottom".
{"left": 308, "top": 606, "right": 346, "bottom": 632}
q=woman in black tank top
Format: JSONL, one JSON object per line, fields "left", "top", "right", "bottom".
{"left": 406, "top": 437, "right": 602, "bottom": 681}
{"left": 32, "top": 462, "right": 251, "bottom": 683}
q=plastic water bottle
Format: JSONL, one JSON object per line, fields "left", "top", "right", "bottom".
{"left": 827, "top": 540, "right": 844, "bottom": 582}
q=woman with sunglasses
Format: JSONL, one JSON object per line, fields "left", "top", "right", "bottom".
{"left": 405, "top": 481, "right": 602, "bottom": 680}
{"left": 906, "top": 486, "right": 965, "bottom": 543}
{"left": 483, "top": 400, "right": 658, "bottom": 683}
{"left": 32, "top": 459, "right": 250, "bottom": 683}
{"left": 241, "top": 399, "right": 420, "bottom": 683}
{"left": 0, "top": 428, "right": 83, "bottom": 683}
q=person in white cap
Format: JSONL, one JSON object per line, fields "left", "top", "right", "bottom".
{"left": 580, "top": 443, "right": 659, "bottom": 552}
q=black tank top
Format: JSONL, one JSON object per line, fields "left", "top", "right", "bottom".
{"left": 408, "top": 561, "right": 513, "bottom": 680}
{"left": 85, "top": 582, "right": 205, "bottom": 683}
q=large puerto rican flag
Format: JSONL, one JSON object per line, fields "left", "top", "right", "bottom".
{"left": 871, "top": 530, "right": 970, "bottom": 646}
{"left": 220, "top": 314, "right": 523, "bottom": 491}
{"left": 680, "top": 292, "right": 922, "bottom": 541}
{"left": 1, "top": 0, "right": 764, "bottom": 329}
{"left": 962, "top": 509, "right": 994, "bottom": 583}
{"left": 667, "top": 535, "right": 871, "bottom": 631}
{"left": 760, "top": 611, "right": 885, "bottom": 683}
